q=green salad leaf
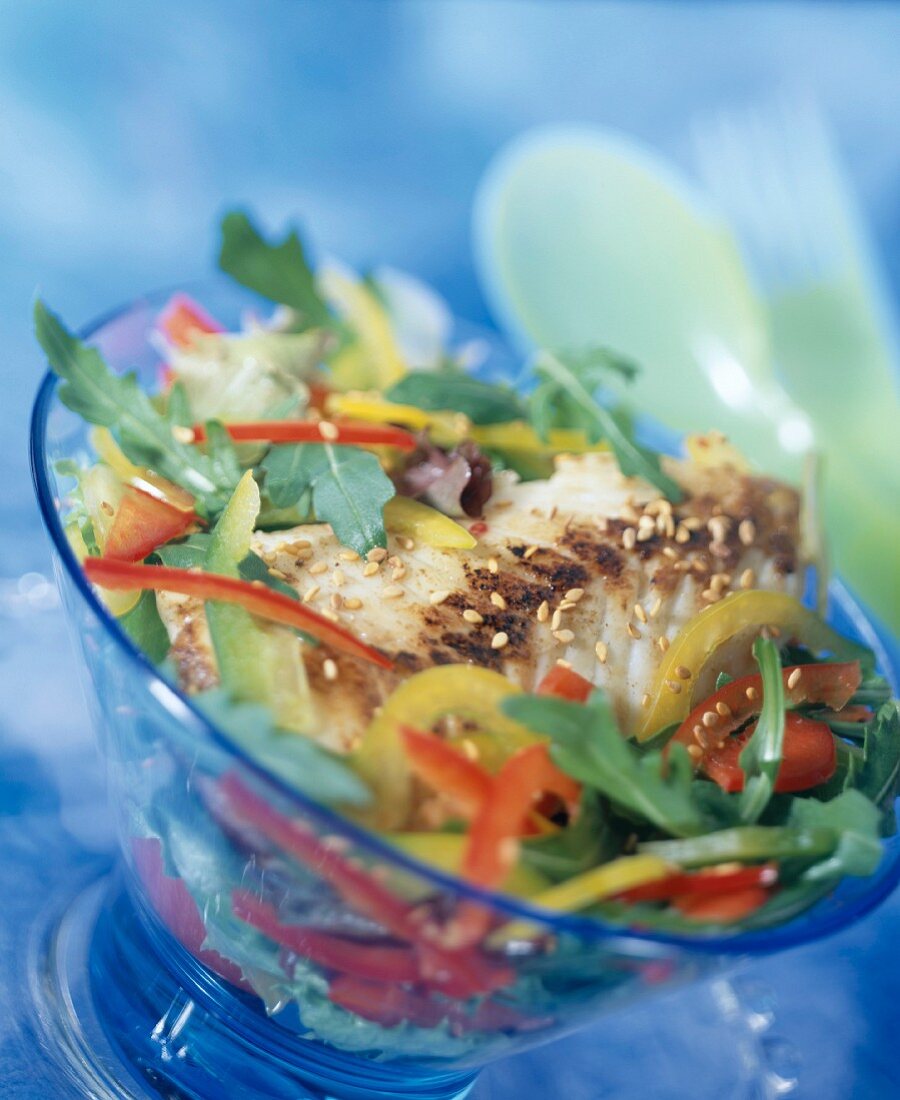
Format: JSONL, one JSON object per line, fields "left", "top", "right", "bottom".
{"left": 854, "top": 703, "right": 900, "bottom": 812}
{"left": 262, "top": 443, "right": 394, "bottom": 556}
{"left": 218, "top": 210, "right": 332, "bottom": 330}
{"left": 118, "top": 590, "right": 170, "bottom": 664}
{"left": 503, "top": 691, "right": 710, "bottom": 837}
{"left": 788, "top": 789, "right": 884, "bottom": 881}
{"left": 386, "top": 366, "right": 526, "bottom": 425}
{"left": 738, "top": 637, "right": 786, "bottom": 824}
{"left": 529, "top": 349, "right": 683, "bottom": 501}
{"left": 34, "top": 300, "right": 239, "bottom": 517}
{"left": 521, "top": 792, "right": 620, "bottom": 883}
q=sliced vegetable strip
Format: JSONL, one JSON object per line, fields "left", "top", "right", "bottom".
{"left": 536, "top": 665, "right": 594, "bottom": 703}
{"left": 192, "top": 419, "right": 418, "bottom": 450}
{"left": 673, "top": 886, "right": 771, "bottom": 923}
{"left": 613, "top": 862, "right": 778, "bottom": 903}
{"left": 400, "top": 725, "right": 493, "bottom": 818}
{"left": 83, "top": 557, "right": 392, "bottom": 668}
{"left": 103, "top": 487, "right": 198, "bottom": 562}
{"left": 159, "top": 293, "right": 224, "bottom": 348}
{"left": 704, "top": 713, "right": 837, "bottom": 794}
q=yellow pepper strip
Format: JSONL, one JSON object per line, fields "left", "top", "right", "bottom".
{"left": 684, "top": 431, "right": 751, "bottom": 473}
{"left": 325, "top": 391, "right": 466, "bottom": 447}
{"left": 384, "top": 496, "right": 476, "bottom": 549}
{"left": 319, "top": 270, "right": 408, "bottom": 391}
{"left": 90, "top": 427, "right": 195, "bottom": 512}
{"left": 637, "top": 591, "right": 861, "bottom": 741}
{"left": 387, "top": 833, "right": 550, "bottom": 899}
{"left": 66, "top": 466, "right": 140, "bottom": 616}
{"left": 490, "top": 855, "right": 671, "bottom": 944}
{"left": 352, "top": 665, "right": 535, "bottom": 830}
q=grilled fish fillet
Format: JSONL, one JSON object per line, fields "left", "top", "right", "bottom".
{"left": 157, "top": 452, "right": 804, "bottom": 751}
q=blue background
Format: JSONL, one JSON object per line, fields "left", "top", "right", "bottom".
{"left": 1, "top": 3, "right": 899, "bottom": 1097}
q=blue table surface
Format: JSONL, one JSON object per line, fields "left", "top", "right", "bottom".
{"left": 2, "top": 3, "right": 899, "bottom": 1096}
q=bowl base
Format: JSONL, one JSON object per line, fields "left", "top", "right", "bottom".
{"left": 29, "top": 871, "right": 478, "bottom": 1100}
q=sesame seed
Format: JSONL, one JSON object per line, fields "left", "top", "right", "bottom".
{"left": 302, "top": 584, "right": 320, "bottom": 603}
{"left": 769, "top": 625, "right": 782, "bottom": 638}
{"left": 564, "top": 588, "right": 585, "bottom": 603}
{"left": 745, "top": 685, "right": 759, "bottom": 701}
{"left": 523, "top": 545, "right": 538, "bottom": 560}
{"left": 620, "top": 505, "right": 640, "bottom": 525}
{"left": 491, "top": 631, "right": 509, "bottom": 650}
{"left": 171, "top": 425, "right": 195, "bottom": 444}
{"left": 622, "top": 527, "right": 637, "bottom": 550}
{"left": 638, "top": 515, "right": 656, "bottom": 533}
{"left": 429, "top": 589, "right": 451, "bottom": 605}
{"left": 268, "top": 567, "right": 289, "bottom": 582}
{"left": 658, "top": 636, "right": 670, "bottom": 653}
{"left": 330, "top": 593, "right": 343, "bottom": 610}
{"left": 323, "top": 658, "right": 338, "bottom": 681}
{"left": 536, "top": 600, "right": 550, "bottom": 623}
{"left": 400, "top": 537, "right": 415, "bottom": 551}
{"left": 675, "top": 665, "right": 692, "bottom": 680}
{"left": 391, "top": 565, "right": 407, "bottom": 582}
{"left": 367, "top": 547, "right": 388, "bottom": 563}
{"left": 665, "top": 679, "right": 682, "bottom": 694}
{"left": 595, "top": 640, "right": 608, "bottom": 664}
{"left": 387, "top": 555, "right": 402, "bottom": 568}
{"left": 701, "top": 588, "right": 721, "bottom": 603}
{"left": 309, "top": 561, "right": 328, "bottom": 575}
{"left": 553, "top": 629, "right": 575, "bottom": 644}
{"left": 318, "top": 420, "right": 340, "bottom": 442}
{"left": 362, "top": 562, "right": 380, "bottom": 577}
{"left": 488, "top": 557, "right": 499, "bottom": 574}
{"left": 100, "top": 500, "right": 115, "bottom": 517}
{"left": 708, "top": 516, "right": 730, "bottom": 543}
{"left": 332, "top": 568, "right": 346, "bottom": 587}
{"left": 295, "top": 547, "right": 313, "bottom": 562}
{"left": 687, "top": 744, "right": 703, "bottom": 760}
{"left": 383, "top": 585, "right": 404, "bottom": 600}
{"left": 674, "top": 525, "right": 691, "bottom": 544}
{"left": 551, "top": 609, "right": 563, "bottom": 631}
{"left": 462, "top": 608, "right": 484, "bottom": 624}
{"left": 682, "top": 516, "right": 703, "bottom": 531}
{"left": 556, "top": 658, "right": 572, "bottom": 669}
{"left": 738, "top": 519, "right": 756, "bottom": 546}
{"left": 634, "top": 603, "right": 648, "bottom": 624}
{"left": 701, "top": 710, "right": 719, "bottom": 729}
{"left": 340, "top": 549, "right": 359, "bottom": 562}
{"left": 664, "top": 515, "right": 676, "bottom": 539}
{"left": 490, "top": 592, "right": 507, "bottom": 610}
{"left": 662, "top": 546, "right": 679, "bottom": 560}
{"left": 595, "top": 516, "right": 609, "bottom": 532}
{"left": 627, "top": 622, "right": 641, "bottom": 640}
{"left": 558, "top": 600, "right": 577, "bottom": 611}
{"left": 641, "top": 693, "right": 651, "bottom": 708}
{"left": 715, "top": 701, "right": 733, "bottom": 718}
{"left": 320, "top": 607, "right": 340, "bottom": 624}
{"left": 787, "top": 668, "right": 802, "bottom": 690}
{"left": 649, "top": 596, "right": 663, "bottom": 619}
{"left": 250, "top": 579, "right": 266, "bottom": 588}
{"left": 740, "top": 568, "right": 755, "bottom": 590}
{"left": 636, "top": 526, "right": 655, "bottom": 543}
{"left": 344, "top": 597, "right": 363, "bottom": 610}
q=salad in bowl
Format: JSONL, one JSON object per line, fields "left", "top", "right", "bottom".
{"left": 31, "top": 211, "right": 900, "bottom": 1095}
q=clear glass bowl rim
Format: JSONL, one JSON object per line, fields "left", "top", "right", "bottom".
{"left": 29, "top": 282, "right": 900, "bottom": 955}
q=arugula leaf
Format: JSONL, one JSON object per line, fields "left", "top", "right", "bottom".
{"left": 520, "top": 792, "right": 620, "bottom": 883}
{"left": 195, "top": 689, "right": 370, "bottom": 807}
{"left": 503, "top": 691, "right": 710, "bottom": 837}
{"left": 788, "top": 789, "right": 883, "bottom": 880}
{"left": 34, "top": 300, "right": 238, "bottom": 517}
{"left": 640, "top": 824, "right": 837, "bottom": 868}
{"left": 386, "top": 367, "right": 526, "bottom": 425}
{"left": 202, "top": 420, "right": 243, "bottom": 492}
{"left": 738, "top": 637, "right": 786, "bottom": 824}
{"left": 529, "top": 349, "right": 683, "bottom": 501}
{"left": 218, "top": 210, "right": 331, "bottom": 330}
{"left": 852, "top": 703, "right": 900, "bottom": 813}
{"left": 262, "top": 443, "right": 394, "bottom": 556}
{"left": 118, "top": 590, "right": 170, "bottom": 664}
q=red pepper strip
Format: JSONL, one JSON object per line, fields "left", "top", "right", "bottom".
{"left": 231, "top": 890, "right": 420, "bottom": 983}
{"left": 614, "top": 862, "right": 778, "bottom": 904}
{"left": 704, "top": 713, "right": 837, "bottom": 794}
{"left": 103, "top": 487, "right": 198, "bottom": 563}
{"left": 400, "top": 725, "right": 493, "bottom": 818}
{"left": 159, "top": 293, "right": 224, "bottom": 348}
{"left": 673, "top": 885, "right": 772, "bottom": 923}
{"left": 191, "top": 419, "right": 418, "bottom": 451}
{"left": 327, "top": 975, "right": 539, "bottom": 1033}
{"left": 672, "top": 661, "right": 861, "bottom": 758}
{"left": 82, "top": 558, "right": 392, "bottom": 669}
{"left": 218, "top": 775, "right": 513, "bottom": 995}
{"left": 536, "top": 665, "right": 594, "bottom": 703}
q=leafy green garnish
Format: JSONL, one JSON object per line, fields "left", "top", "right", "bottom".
{"left": 262, "top": 443, "right": 394, "bottom": 556}
{"left": 521, "top": 792, "right": 620, "bottom": 883}
{"left": 195, "top": 689, "right": 370, "bottom": 806}
{"left": 386, "top": 367, "right": 526, "bottom": 425}
{"left": 35, "top": 300, "right": 239, "bottom": 518}
{"left": 118, "top": 590, "right": 170, "bottom": 664}
{"left": 529, "top": 349, "right": 683, "bottom": 501}
{"left": 503, "top": 691, "right": 710, "bottom": 837}
{"left": 853, "top": 703, "right": 900, "bottom": 813}
{"left": 218, "top": 210, "right": 332, "bottom": 330}
{"left": 788, "top": 789, "right": 883, "bottom": 881}
{"left": 639, "top": 824, "right": 836, "bottom": 868}
{"left": 738, "top": 637, "right": 785, "bottom": 824}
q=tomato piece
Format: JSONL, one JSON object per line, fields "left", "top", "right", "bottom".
{"left": 103, "top": 487, "right": 198, "bottom": 562}
{"left": 673, "top": 885, "right": 771, "bottom": 923}
{"left": 702, "top": 712, "right": 837, "bottom": 794}
{"left": 83, "top": 558, "right": 392, "bottom": 668}
{"left": 159, "top": 293, "right": 224, "bottom": 348}
{"left": 536, "top": 665, "right": 594, "bottom": 703}
{"left": 614, "top": 862, "right": 778, "bottom": 903}
{"left": 672, "top": 661, "right": 861, "bottom": 756}
{"left": 191, "top": 419, "right": 418, "bottom": 451}
{"left": 231, "top": 890, "right": 420, "bottom": 983}
{"left": 400, "top": 724, "right": 493, "bottom": 818}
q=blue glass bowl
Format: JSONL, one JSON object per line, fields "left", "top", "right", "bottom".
{"left": 30, "top": 284, "right": 900, "bottom": 1100}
